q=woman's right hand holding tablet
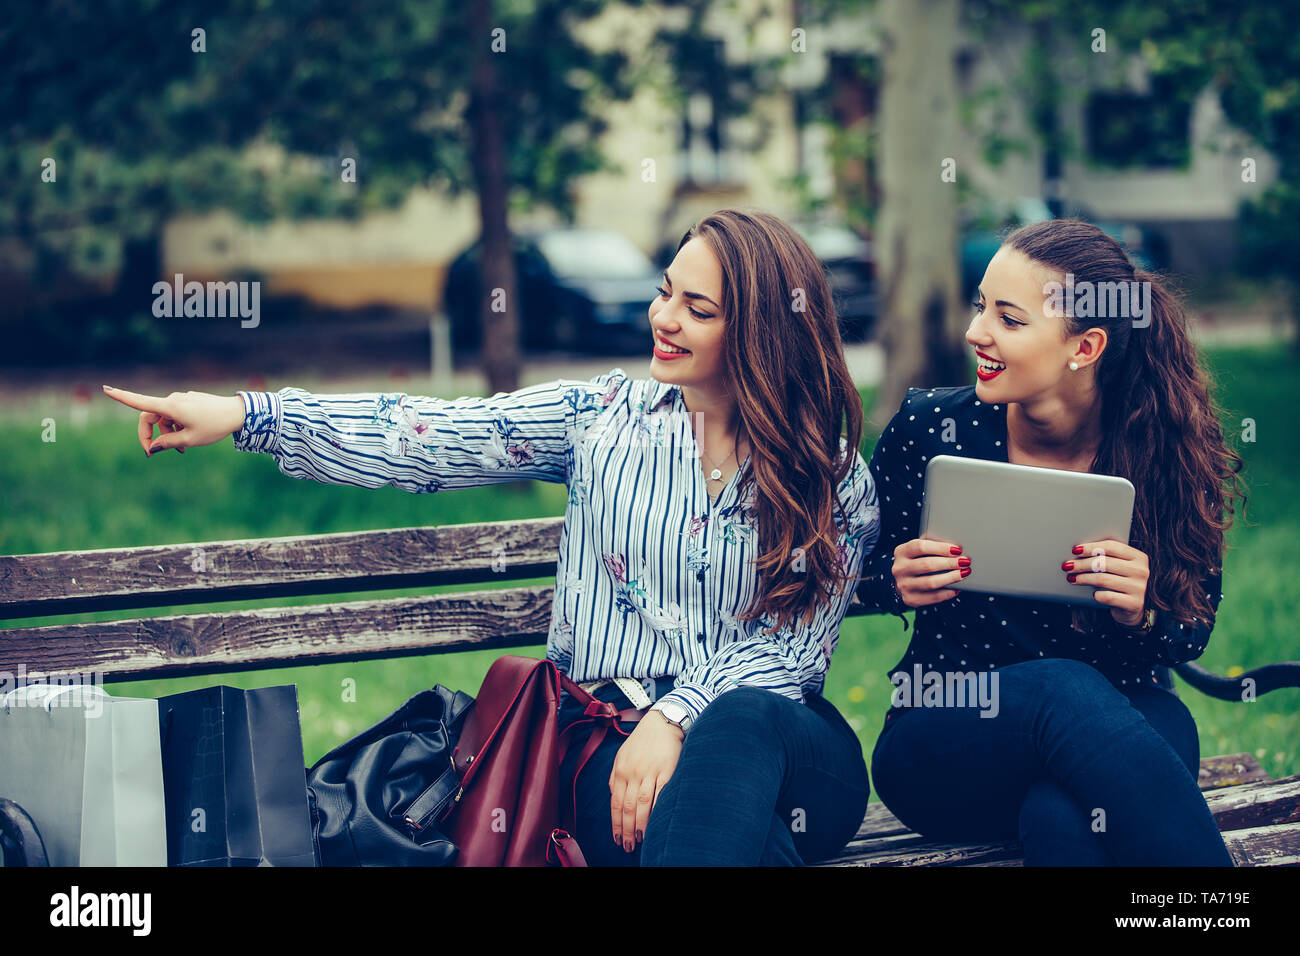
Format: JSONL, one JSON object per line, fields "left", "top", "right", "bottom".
{"left": 891, "top": 538, "right": 971, "bottom": 607}
{"left": 102, "top": 386, "right": 247, "bottom": 456}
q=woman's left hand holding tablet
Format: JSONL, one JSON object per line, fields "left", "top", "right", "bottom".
{"left": 1062, "top": 538, "right": 1149, "bottom": 627}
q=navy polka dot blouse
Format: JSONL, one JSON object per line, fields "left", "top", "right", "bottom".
{"left": 854, "top": 386, "right": 1224, "bottom": 705}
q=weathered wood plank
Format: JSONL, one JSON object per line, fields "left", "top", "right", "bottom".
{"left": 1198, "top": 752, "right": 1271, "bottom": 789}
{"left": 823, "top": 774, "right": 1300, "bottom": 866}
{"left": 853, "top": 801, "right": 913, "bottom": 840}
{"left": 1221, "top": 823, "right": 1300, "bottom": 866}
{"left": 821, "top": 837, "right": 1024, "bottom": 867}
{"left": 0, "top": 587, "right": 554, "bottom": 681}
{"left": 1202, "top": 774, "right": 1300, "bottom": 831}
{"left": 851, "top": 760, "right": 1283, "bottom": 839}
{"left": 0, "top": 523, "right": 887, "bottom": 624}
{"left": 823, "top": 821, "right": 1300, "bottom": 868}
{"left": 0, "top": 518, "right": 565, "bottom": 619}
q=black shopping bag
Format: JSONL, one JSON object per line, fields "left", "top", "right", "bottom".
{"left": 157, "top": 685, "right": 315, "bottom": 867}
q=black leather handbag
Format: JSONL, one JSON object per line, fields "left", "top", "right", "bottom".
{"left": 0, "top": 798, "right": 49, "bottom": 866}
{"left": 305, "top": 685, "right": 474, "bottom": 866}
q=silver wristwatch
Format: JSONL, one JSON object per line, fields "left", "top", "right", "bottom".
{"left": 655, "top": 700, "right": 692, "bottom": 735}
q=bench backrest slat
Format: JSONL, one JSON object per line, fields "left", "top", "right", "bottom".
{"left": 0, "top": 517, "right": 564, "bottom": 619}
{"left": 0, "top": 586, "right": 556, "bottom": 682}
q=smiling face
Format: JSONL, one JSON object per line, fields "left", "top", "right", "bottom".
{"left": 966, "top": 245, "right": 1105, "bottom": 403}
{"left": 648, "top": 237, "right": 728, "bottom": 387}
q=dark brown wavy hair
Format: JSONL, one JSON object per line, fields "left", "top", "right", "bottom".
{"left": 1004, "top": 218, "right": 1249, "bottom": 633}
{"left": 675, "top": 209, "right": 865, "bottom": 634}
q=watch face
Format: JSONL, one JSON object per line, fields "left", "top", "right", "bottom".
{"left": 660, "top": 702, "right": 687, "bottom": 726}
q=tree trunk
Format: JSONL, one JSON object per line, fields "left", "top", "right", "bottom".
{"left": 467, "top": 0, "right": 521, "bottom": 396}
{"left": 871, "top": 0, "right": 967, "bottom": 429}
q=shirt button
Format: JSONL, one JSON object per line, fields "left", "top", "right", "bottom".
{"left": 697, "top": 632, "right": 706, "bottom": 642}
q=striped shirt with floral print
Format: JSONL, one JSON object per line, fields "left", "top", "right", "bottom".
{"left": 232, "top": 367, "right": 880, "bottom": 733}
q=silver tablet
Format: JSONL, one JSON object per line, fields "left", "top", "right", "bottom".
{"left": 918, "top": 455, "right": 1135, "bottom": 605}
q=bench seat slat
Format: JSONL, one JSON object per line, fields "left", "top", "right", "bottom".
{"left": 1202, "top": 773, "right": 1300, "bottom": 830}
{"left": 821, "top": 770, "right": 1300, "bottom": 866}
{"left": 1219, "top": 823, "right": 1300, "bottom": 866}
{"left": 821, "top": 820, "right": 1300, "bottom": 867}
{"left": 1197, "top": 752, "right": 1271, "bottom": 789}
{"left": 823, "top": 837, "right": 1026, "bottom": 867}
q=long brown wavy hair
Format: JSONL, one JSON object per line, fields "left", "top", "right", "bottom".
{"left": 1004, "top": 219, "right": 1249, "bottom": 633}
{"left": 675, "top": 209, "right": 865, "bottom": 635}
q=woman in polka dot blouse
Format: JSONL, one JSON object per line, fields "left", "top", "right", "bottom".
{"left": 857, "top": 219, "right": 1247, "bottom": 865}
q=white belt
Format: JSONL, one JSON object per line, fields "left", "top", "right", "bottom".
{"left": 578, "top": 677, "right": 653, "bottom": 709}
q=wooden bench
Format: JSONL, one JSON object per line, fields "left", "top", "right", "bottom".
{"left": 3, "top": 516, "right": 1298, "bottom": 866}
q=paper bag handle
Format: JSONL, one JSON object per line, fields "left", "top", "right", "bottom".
{"left": 1, "top": 682, "right": 110, "bottom": 713}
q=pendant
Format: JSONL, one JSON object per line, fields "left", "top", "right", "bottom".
{"left": 709, "top": 468, "right": 722, "bottom": 481}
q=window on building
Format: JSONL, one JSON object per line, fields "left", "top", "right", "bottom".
{"left": 1085, "top": 76, "right": 1193, "bottom": 169}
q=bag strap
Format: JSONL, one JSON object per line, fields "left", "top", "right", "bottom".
{"left": 557, "top": 672, "right": 645, "bottom": 730}
{"left": 555, "top": 672, "right": 647, "bottom": 844}
{"left": 402, "top": 753, "right": 462, "bottom": 834}
{"left": 401, "top": 693, "right": 477, "bottom": 833}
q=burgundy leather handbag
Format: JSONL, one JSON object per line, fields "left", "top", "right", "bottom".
{"left": 437, "top": 655, "right": 645, "bottom": 867}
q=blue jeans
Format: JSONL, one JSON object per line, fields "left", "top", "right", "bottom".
{"left": 558, "top": 683, "right": 869, "bottom": 866}
{"left": 870, "top": 657, "right": 1233, "bottom": 866}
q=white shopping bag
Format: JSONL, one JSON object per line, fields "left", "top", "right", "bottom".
{"left": 0, "top": 683, "right": 167, "bottom": 866}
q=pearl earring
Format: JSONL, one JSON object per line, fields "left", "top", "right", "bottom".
{"left": 1069, "top": 361, "right": 1079, "bottom": 371}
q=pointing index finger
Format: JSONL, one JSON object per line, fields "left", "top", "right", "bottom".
{"left": 102, "top": 385, "right": 167, "bottom": 415}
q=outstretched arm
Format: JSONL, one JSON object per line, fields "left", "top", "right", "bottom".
{"left": 104, "top": 369, "right": 628, "bottom": 494}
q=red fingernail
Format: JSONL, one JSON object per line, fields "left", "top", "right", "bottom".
{"left": 958, "top": 557, "right": 971, "bottom": 567}
{"left": 960, "top": 567, "right": 971, "bottom": 577}
{"left": 1067, "top": 573, "right": 1078, "bottom": 583}
{"left": 1072, "top": 545, "right": 1085, "bottom": 555}
{"left": 950, "top": 546, "right": 962, "bottom": 555}
{"left": 1062, "top": 560, "right": 1074, "bottom": 571}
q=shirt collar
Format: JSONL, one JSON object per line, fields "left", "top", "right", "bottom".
{"left": 647, "top": 378, "right": 680, "bottom": 412}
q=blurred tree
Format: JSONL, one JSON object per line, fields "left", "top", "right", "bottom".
{"left": 869, "top": 0, "right": 968, "bottom": 426}
{"left": 0, "top": 0, "right": 659, "bottom": 387}
{"left": 794, "top": 0, "right": 977, "bottom": 424}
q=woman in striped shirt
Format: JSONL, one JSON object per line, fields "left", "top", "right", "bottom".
{"left": 104, "top": 209, "right": 880, "bottom": 866}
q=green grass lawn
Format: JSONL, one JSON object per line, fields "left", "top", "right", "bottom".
{"left": 2, "top": 346, "right": 1296, "bottom": 791}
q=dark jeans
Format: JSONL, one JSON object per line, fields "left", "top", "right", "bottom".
{"left": 870, "top": 657, "right": 1233, "bottom": 866}
{"left": 558, "top": 683, "right": 869, "bottom": 866}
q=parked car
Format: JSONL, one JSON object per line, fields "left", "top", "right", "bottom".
{"left": 443, "top": 227, "right": 661, "bottom": 354}
{"left": 1060, "top": 201, "right": 1169, "bottom": 274}
{"left": 961, "top": 197, "right": 1167, "bottom": 299}
{"left": 960, "top": 197, "right": 1053, "bottom": 300}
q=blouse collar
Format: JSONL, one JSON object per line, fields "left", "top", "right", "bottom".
{"left": 647, "top": 378, "right": 680, "bottom": 412}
